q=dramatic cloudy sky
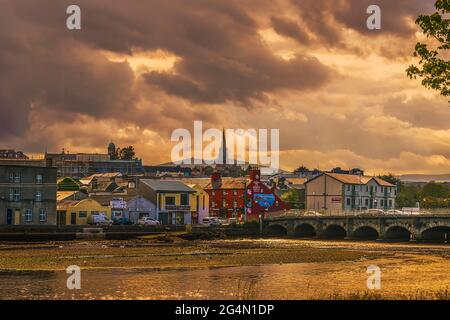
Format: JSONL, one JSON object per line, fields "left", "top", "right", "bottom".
{"left": 1, "top": 0, "right": 449, "bottom": 174}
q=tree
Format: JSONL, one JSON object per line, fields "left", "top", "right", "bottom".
{"left": 294, "top": 166, "right": 309, "bottom": 174}
{"left": 281, "top": 189, "right": 301, "bottom": 209}
{"left": 378, "top": 173, "right": 401, "bottom": 186}
{"left": 395, "top": 184, "right": 421, "bottom": 208}
{"left": 118, "top": 146, "right": 136, "bottom": 160}
{"left": 407, "top": 0, "right": 450, "bottom": 97}
{"left": 420, "top": 181, "right": 450, "bottom": 198}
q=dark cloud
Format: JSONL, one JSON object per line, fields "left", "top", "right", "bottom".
{"left": 384, "top": 96, "right": 450, "bottom": 130}
{"left": 271, "top": 16, "right": 310, "bottom": 44}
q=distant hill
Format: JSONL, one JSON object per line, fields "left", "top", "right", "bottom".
{"left": 399, "top": 174, "right": 450, "bottom": 183}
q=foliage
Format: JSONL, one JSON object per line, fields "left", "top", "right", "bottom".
{"left": 407, "top": 0, "right": 450, "bottom": 97}
{"left": 378, "top": 173, "right": 401, "bottom": 186}
{"left": 395, "top": 181, "right": 450, "bottom": 208}
{"left": 420, "top": 181, "right": 450, "bottom": 198}
{"left": 281, "top": 189, "right": 302, "bottom": 209}
{"left": 118, "top": 146, "right": 136, "bottom": 160}
{"left": 396, "top": 184, "right": 421, "bottom": 208}
{"left": 294, "top": 165, "right": 309, "bottom": 174}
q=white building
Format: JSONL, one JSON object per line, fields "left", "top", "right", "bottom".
{"left": 305, "top": 173, "right": 396, "bottom": 211}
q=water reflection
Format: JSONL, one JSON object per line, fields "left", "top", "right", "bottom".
{"left": 0, "top": 239, "right": 449, "bottom": 300}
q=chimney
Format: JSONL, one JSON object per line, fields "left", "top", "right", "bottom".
{"left": 211, "top": 171, "right": 222, "bottom": 188}
{"left": 249, "top": 167, "right": 261, "bottom": 181}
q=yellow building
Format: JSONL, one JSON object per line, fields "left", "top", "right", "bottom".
{"left": 57, "top": 198, "right": 111, "bottom": 225}
{"left": 186, "top": 183, "right": 209, "bottom": 224}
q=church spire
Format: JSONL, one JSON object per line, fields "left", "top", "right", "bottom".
{"left": 222, "top": 128, "right": 227, "bottom": 164}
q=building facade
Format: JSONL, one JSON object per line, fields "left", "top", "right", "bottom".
{"left": 305, "top": 173, "right": 396, "bottom": 211}
{"left": 139, "top": 179, "right": 195, "bottom": 225}
{"left": 57, "top": 198, "right": 111, "bottom": 225}
{"left": 0, "top": 164, "right": 57, "bottom": 225}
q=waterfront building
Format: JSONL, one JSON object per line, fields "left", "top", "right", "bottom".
{"left": 138, "top": 179, "right": 195, "bottom": 225}
{"left": 56, "top": 198, "right": 111, "bottom": 225}
{"left": 305, "top": 172, "right": 396, "bottom": 211}
{"left": 0, "top": 164, "right": 57, "bottom": 225}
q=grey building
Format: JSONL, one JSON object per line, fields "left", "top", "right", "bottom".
{"left": 0, "top": 164, "right": 57, "bottom": 225}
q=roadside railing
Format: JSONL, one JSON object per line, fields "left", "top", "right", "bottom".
{"left": 265, "top": 208, "right": 450, "bottom": 219}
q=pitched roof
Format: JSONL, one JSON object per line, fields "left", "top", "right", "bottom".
{"left": 140, "top": 179, "right": 195, "bottom": 192}
{"left": 57, "top": 191, "right": 80, "bottom": 201}
{"left": 326, "top": 173, "right": 372, "bottom": 185}
{"left": 306, "top": 172, "right": 395, "bottom": 187}
{"left": 373, "top": 177, "right": 396, "bottom": 187}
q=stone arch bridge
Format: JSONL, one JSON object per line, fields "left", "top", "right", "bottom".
{"left": 265, "top": 215, "right": 450, "bottom": 242}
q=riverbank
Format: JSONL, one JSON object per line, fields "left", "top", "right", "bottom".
{"left": 0, "top": 238, "right": 449, "bottom": 299}
{"left": 0, "top": 237, "right": 382, "bottom": 271}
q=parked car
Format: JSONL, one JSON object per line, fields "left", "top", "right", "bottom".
{"left": 88, "top": 213, "right": 113, "bottom": 226}
{"left": 303, "top": 211, "right": 322, "bottom": 216}
{"left": 360, "top": 209, "right": 385, "bottom": 216}
{"left": 202, "top": 217, "right": 221, "bottom": 226}
{"left": 112, "top": 217, "right": 133, "bottom": 225}
{"left": 385, "top": 209, "right": 404, "bottom": 215}
{"left": 138, "top": 217, "right": 160, "bottom": 225}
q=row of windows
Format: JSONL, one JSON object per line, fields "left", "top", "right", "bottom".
{"left": 345, "top": 198, "right": 393, "bottom": 207}
{"left": 23, "top": 208, "right": 47, "bottom": 222}
{"left": 164, "top": 194, "right": 189, "bottom": 206}
{"left": 7, "top": 173, "right": 43, "bottom": 184}
{"left": 8, "top": 189, "right": 44, "bottom": 202}
{"left": 211, "top": 190, "right": 239, "bottom": 196}
{"left": 211, "top": 201, "right": 239, "bottom": 208}
{"left": 346, "top": 184, "right": 396, "bottom": 194}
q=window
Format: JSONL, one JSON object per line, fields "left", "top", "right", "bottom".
{"left": 24, "top": 209, "right": 33, "bottom": 222}
{"left": 39, "top": 209, "right": 47, "bottom": 222}
{"left": 79, "top": 211, "right": 88, "bottom": 218}
{"left": 14, "top": 173, "right": 20, "bottom": 183}
{"left": 233, "top": 190, "right": 237, "bottom": 196}
{"left": 389, "top": 200, "right": 393, "bottom": 207}
{"left": 365, "top": 199, "right": 369, "bottom": 206}
{"left": 180, "top": 193, "right": 189, "bottom": 206}
{"left": 346, "top": 198, "right": 351, "bottom": 206}
{"left": 36, "top": 174, "right": 43, "bottom": 184}
{"left": 8, "top": 173, "right": 14, "bottom": 183}
{"left": 9, "top": 189, "right": 13, "bottom": 201}
{"left": 13, "top": 189, "right": 20, "bottom": 202}
{"left": 165, "top": 196, "right": 175, "bottom": 206}
{"left": 202, "top": 196, "right": 205, "bottom": 210}
{"left": 366, "top": 186, "right": 369, "bottom": 192}
{"left": 346, "top": 185, "right": 351, "bottom": 191}
{"left": 36, "top": 190, "right": 42, "bottom": 202}
{"left": 223, "top": 190, "right": 227, "bottom": 196}
{"left": 380, "top": 199, "right": 384, "bottom": 207}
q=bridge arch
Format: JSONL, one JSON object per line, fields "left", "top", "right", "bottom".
{"left": 294, "top": 223, "right": 316, "bottom": 238}
{"left": 421, "top": 226, "right": 450, "bottom": 242}
{"left": 323, "top": 224, "right": 347, "bottom": 239}
{"left": 385, "top": 226, "right": 411, "bottom": 241}
{"left": 352, "top": 226, "right": 379, "bottom": 240}
{"left": 266, "top": 224, "right": 288, "bottom": 236}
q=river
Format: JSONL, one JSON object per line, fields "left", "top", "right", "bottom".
{"left": 0, "top": 239, "right": 449, "bottom": 299}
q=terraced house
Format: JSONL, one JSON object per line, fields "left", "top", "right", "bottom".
{"left": 305, "top": 173, "right": 396, "bottom": 212}
{"left": 0, "top": 164, "right": 57, "bottom": 225}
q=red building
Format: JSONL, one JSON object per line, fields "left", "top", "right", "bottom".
{"left": 205, "top": 168, "right": 288, "bottom": 221}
